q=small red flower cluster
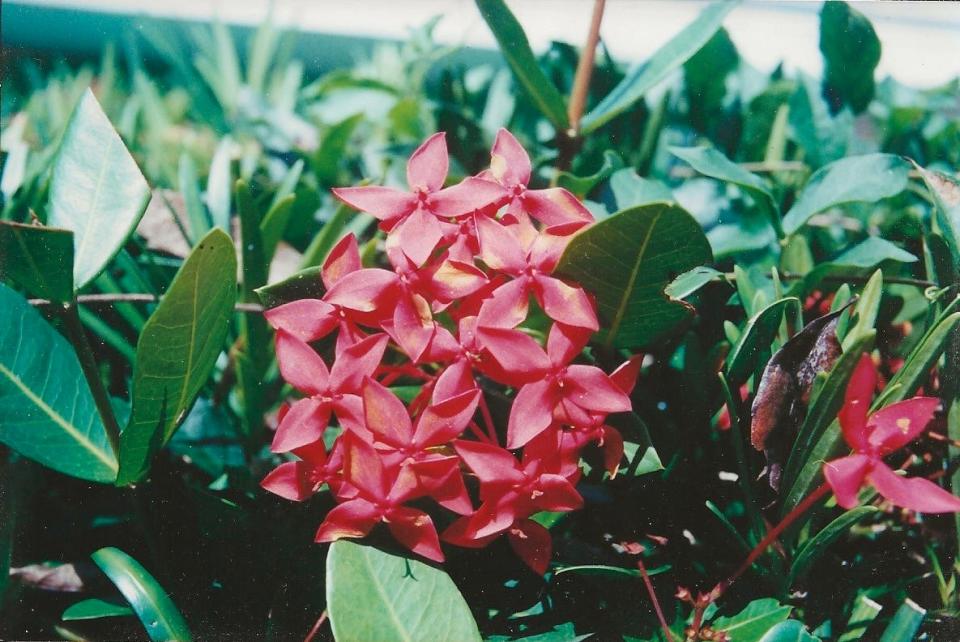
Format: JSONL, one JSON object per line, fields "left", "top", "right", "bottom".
{"left": 260, "top": 130, "right": 638, "bottom": 573}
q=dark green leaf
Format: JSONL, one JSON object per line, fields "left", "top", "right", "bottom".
{"left": 0, "top": 283, "right": 118, "bottom": 482}
{"left": 726, "top": 298, "right": 798, "bottom": 384}
{"left": 62, "top": 597, "right": 135, "bottom": 621}
{"left": 877, "top": 600, "right": 925, "bottom": 642}
{"left": 475, "top": 0, "right": 569, "bottom": 130}
{"left": 48, "top": 88, "right": 150, "bottom": 289}
{"left": 117, "top": 229, "right": 236, "bottom": 485}
{"left": 314, "top": 114, "right": 364, "bottom": 185}
{"left": 256, "top": 266, "right": 324, "bottom": 308}
{"left": 757, "top": 620, "right": 820, "bottom": 642}
{"left": 0, "top": 221, "right": 74, "bottom": 302}
{"left": 789, "top": 506, "right": 878, "bottom": 584}
{"left": 782, "top": 154, "right": 910, "bottom": 235}
{"left": 820, "top": 1, "right": 880, "bottom": 114}
{"left": 556, "top": 151, "right": 623, "bottom": 198}
{"left": 670, "top": 146, "right": 782, "bottom": 237}
{"left": 711, "top": 598, "right": 793, "bottom": 642}
{"left": 91, "top": 547, "right": 192, "bottom": 641}
{"left": 581, "top": 1, "right": 738, "bottom": 134}
{"left": 326, "top": 541, "right": 481, "bottom": 642}
{"left": 556, "top": 202, "right": 713, "bottom": 349}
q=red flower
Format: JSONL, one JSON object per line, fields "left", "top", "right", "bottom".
{"left": 823, "top": 354, "right": 960, "bottom": 513}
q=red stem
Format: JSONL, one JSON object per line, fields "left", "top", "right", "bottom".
{"left": 303, "top": 610, "right": 328, "bottom": 642}
{"left": 637, "top": 557, "right": 675, "bottom": 642}
{"left": 478, "top": 392, "right": 499, "bottom": 445}
{"left": 468, "top": 421, "right": 492, "bottom": 444}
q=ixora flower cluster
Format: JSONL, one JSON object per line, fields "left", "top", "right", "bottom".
{"left": 259, "top": 130, "right": 639, "bottom": 573}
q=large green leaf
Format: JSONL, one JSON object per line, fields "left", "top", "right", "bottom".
{"left": 556, "top": 202, "right": 713, "bottom": 349}
{"left": 711, "top": 598, "right": 793, "bottom": 642}
{"left": 670, "top": 146, "right": 782, "bottom": 237}
{"left": 607, "top": 168, "right": 674, "bottom": 211}
{"left": 0, "top": 283, "right": 118, "bottom": 482}
{"left": 326, "top": 541, "right": 481, "bottom": 642}
{"left": 789, "top": 506, "right": 878, "bottom": 585}
{"left": 117, "top": 229, "right": 236, "bottom": 485}
{"left": 914, "top": 163, "right": 960, "bottom": 266}
{"left": 47, "top": 88, "right": 150, "bottom": 289}
{"left": 833, "top": 238, "right": 917, "bottom": 268}
{"left": 877, "top": 600, "right": 925, "bottom": 642}
{"left": 580, "top": 1, "right": 738, "bottom": 134}
{"left": 820, "top": 1, "right": 880, "bottom": 114}
{"left": 782, "top": 154, "right": 909, "bottom": 235}
{"left": 0, "top": 221, "right": 74, "bottom": 303}
{"left": 725, "top": 297, "right": 798, "bottom": 384}
{"left": 91, "top": 547, "right": 192, "bottom": 641}
{"left": 475, "top": 0, "right": 568, "bottom": 130}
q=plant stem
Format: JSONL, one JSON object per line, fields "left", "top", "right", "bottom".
{"left": 59, "top": 303, "right": 122, "bottom": 458}
{"left": 712, "top": 482, "right": 831, "bottom": 599}
{"left": 567, "top": 0, "right": 606, "bottom": 132}
{"left": 478, "top": 392, "right": 499, "bottom": 444}
{"left": 637, "top": 557, "right": 675, "bottom": 642}
{"left": 303, "top": 610, "right": 328, "bottom": 642}
{"left": 30, "top": 293, "right": 265, "bottom": 312}
{"left": 724, "top": 272, "right": 936, "bottom": 289}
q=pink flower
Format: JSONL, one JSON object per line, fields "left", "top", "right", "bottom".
{"left": 823, "top": 354, "right": 960, "bottom": 513}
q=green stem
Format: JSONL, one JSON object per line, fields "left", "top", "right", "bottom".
{"left": 59, "top": 303, "right": 122, "bottom": 458}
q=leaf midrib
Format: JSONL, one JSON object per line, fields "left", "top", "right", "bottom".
{"left": 605, "top": 210, "right": 662, "bottom": 346}
{"left": 73, "top": 131, "right": 116, "bottom": 285}
{"left": 362, "top": 545, "right": 413, "bottom": 642}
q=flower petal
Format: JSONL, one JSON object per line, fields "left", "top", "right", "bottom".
{"left": 385, "top": 506, "right": 444, "bottom": 562}
{"left": 490, "top": 128, "right": 531, "bottom": 187}
{"left": 264, "top": 299, "right": 338, "bottom": 343}
{"left": 477, "top": 278, "right": 531, "bottom": 330}
{"left": 522, "top": 188, "right": 594, "bottom": 226}
{"left": 507, "top": 379, "right": 559, "bottom": 449}
{"left": 431, "top": 259, "right": 489, "bottom": 301}
{"left": 389, "top": 207, "right": 444, "bottom": 267}
{"left": 260, "top": 461, "right": 313, "bottom": 501}
{"left": 453, "top": 439, "right": 525, "bottom": 485}
{"left": 823, "top": 454, "right": 872, "bottom": 509}
{"left": 321, "top": 233, "right": 361, "bottom": 289}
{"left": 275, "top": 330, "right": 330, "bottom": 395}
{"left": 839, "top": 354, "right": 876, "bottom": 451}
{"left": 564, "top": 365, "right": 632, "bottom": 413}
{"left": 610, "top": 355, "right": 643, "bottom": 395}
{"left": 507, "top": 519, "right": 552, "bottom": 575}
{"left": 363, "top": 377, "right": 414, "bottom": 448}
{"left": 868, "top": 462, "right": 960, "bottom": 513}
{"left": 867, "top": 397, "right": 940, "bottom": 453}
{"left": 314, "top": 498, "right": 380, "bottom": 542}
{"left": 332, "top": 186, "right": 416, "bottom": 222}
{"left": 535, "top": 473, "right": 583, "bottom": 512}
{"left": 330, "top": 333, "right": 389, "bottom": 394}
{"left": 406, "top": 132, "right": 448, "bottom": 193}
{"left": 414, "top": 389, "right": 480, "bottom": 447}
{"left": 534, "top": 276, "right": 599, "bottom": 330}
{"left": 475, "top": 215, "right": 527, "bottom": 274}
{"left": 271, "top": 397, "right": 331, "bottom": 453}
{"left": 342, "top": 433, "right": 389, "bottom": 499}
{"left": 324, "top": 268, "right": 399, "bottom": 312}
{"left": 546, "top": 323, "right": 591, "bottom": 366}
{"left": 429, "top": 177, "right": 506, "bottom": 219}
{"left": 432, "top": 358, "right": 477, "bottom": 403}
{"left": 476, "top": 326, "right": 551, "bottom": 377}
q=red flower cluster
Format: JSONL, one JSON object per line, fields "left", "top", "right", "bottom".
{"left": 260, "top": 130, "right": 638, "bottom": 573}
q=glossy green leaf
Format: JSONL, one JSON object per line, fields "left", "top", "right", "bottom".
{"left": 91, "top": 547, "right": 192, "bottom": 641}
{"left": 665, "top": 266, "right": 725, "bottom": 300}
{"left": 48, "top": 88, "right": 150, "bottom": 289}
{"left": 62, "top": 597, "right": 134, "bottom": 621}
{"left": 556, "top": 202, "right": 713, "bottom": 349}
{"left": 789, "top": 506, "right": 878, "bottom": 584}
{"left": 782, "top": 154, "right": 909, "bottom": 235}
{"left": 839, "top": 594, "right": 883, "bottom": 642}
{"left": 256, "top": 266, "right": 324, "bottom": 308}
{"left": 0, "top": 221, "right": 74, "bottom": 302}
{"left": 117, "top": 229, "right": 236, "bottom": 485}
{"left": 475, "top": 0, "right": 568, "bottom": 130}
{"left": 0, "top": 283, "right": 118, "bottom": 482}
{"left": 670, "top": 146, "right": 782, "bottom": 237}
{"left": 877, "top": 600, "right": 925, "bottom": 642}
{"left": 820, "top": 1, "right": 880, "bottom": 114}
{"left": 757, "top": 620, "right": 820, "bottom": 642}
{"left": 833, "top": 238, "right": 917, "bottom": 267}
{"left": 581, "top": 1, "right": 738, "bottom": 134}
{"left": 608, "top": 168, "right": 674, "bottom": 211}
{"left": 841, "top": 269, "right": 882, "bottom": 351}
{"left": 726, "top": 297, "right": 798, "bottom": 383}
{"left": 326, "top": 541, "right": 481, "bottom": 642}
{"left": 711, "top": 598, "right": 793, "bottom": 642}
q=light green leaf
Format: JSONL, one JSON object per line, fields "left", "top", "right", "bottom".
{"left": 0, "top": 221, "right": 74, "bottom": 302}
{"left": 608, "top": 168, "right": 674, "bottom": 210}
{"left": 0, "top": 283, "right": 118, "bottom": 482}
{"left": 556, "top": 202, "right": 713, "bottom": 348}
{"left": 475, "top": 0, "right": 568, "bottom": 130}
{"left": 782, "top": 154, "right": 910, "bottom": 235}
{"left": 326, "top": 541, "right": 481, "bottom": 642}
{"left": 757, "top": 620, "right": 820, "bottom": 642}
{"left": 877, "top": 600, "right": 925, "bottom": 642}
{"left": 841, "top": 269, "right": 882, "bottom": 351}
{"left": 553, "top": 564, "right": 669, "bottom": 580}
{"left": 178, "top": 153, "right": 210, "bottom": 243}
{"left": 665, "top": 266, "right": 725, "bottom": 300}
{"left": 91, "top": 547, "right": 192, "bottom": 641}
{"left": 48, "top": 88, "right": 150, "bottom": 289}
{"left": 726, "top": 298, "right": 799, "bottom": 384}
{"left": 670, "top": 146, "right": 782, "bottom": 237}
{"left": 581, "top": 1, "right": 738, "bottom": 134}
{"left": 711, "top": 598, "right": 793, "bottom": 642}
{"left": 789, "top": 506, "right": 878, "bottom": 584}
{"left": 117, "top": 229, "right": 236, "bottom": 485}
{"left": 260, "top": 194, "right": 296, "bottom": 263}
{"left": 62, "top": 597, "right": 135, "bottom": 621}
{"left": 839, "top": 594, "right": 883, "bottom": 642}
{"left": 205, "top": 136, "right": 233, "bottom": 230}
{"left": 834, "top": 238, "right": 917, "bottom": 267}
{"left": 914, "top": 163, "right": 960, "bottom": 265}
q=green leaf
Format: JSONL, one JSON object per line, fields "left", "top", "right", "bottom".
{"left": 553, "top": 564, "right": 669, "bottom": 580}
{"left": 0, "top": 222, "right": 74, "bottom": 302}
{"left": 670, "top": 146, "right": 782, "bottom": 237}
{"left": 789, "top": 506, "right": 878, "bottom": 584}
{"left": 205, "top": 136, "right": 233, "bottom": 230}
{"left": 0, "top": 283, "right": 118, "bottom": 482}
{"left": 834, "top": 238, "right": 917, "bottom": 267}
{"left": 914, "top": 163, "right": 960, "bottom": 266}
{"left": 665, "top": 266, "right": 725, "bottom": 300}
{"left": 608, "top": 168, "right": 674, "bottom": 210}
{"left": 62, "top": 597, "right": 135, "bottom": 621}
{"left": 178, "top": 153, "right": 210, "bottom": 244}
{"left": 820, "top": 1, "right": 880, "bottom": 114}
{"left": 475, "top": 0, "right": 569, "bottom": 130}
{"left": 313, "top": 114, "right": 364, "bottom": 185}
{"left": 556, "top": 202, "right": 713, "bottom": 349}
{"left": 326, "top": 541, "right": 481, "bottom": 642}
{"left": 48, "top": 88, "right": 150, "bottom": 289}
{"left": 839, "top": 594, "right": 883, "bottom": 642}
{"left": 725, "top": 298, "right": 798, "bottom": 384}
{"left": 260, "top": 194, "right": 296, "bottom": 262}
{"left": 841, "top": 269, "right": 882, "bottom": 351}
{"left": 711, "top": 598, "right": 793, "bottom": 642}
{"left": 782, "top": 154, "right": 909, "bottom": 235}
{"left": 117, "top": 229, "right": 236, "bottom": 485}
{"left": 757, "top": 620, "right": 820, "bottom": 642}
{"left": 580, "top": 1, "right": 738, "bottom": 134}
{"left": 256, "top": 266, "right": 324, "bottom": 308}
{"left": 556, "top": 151, "right": 623, "bottom": 198}
{"left": 877, "top": 600, "right": 925, "bottom": 642}
{"left": 91, "top": 547, "right": 192, "bottom": 641}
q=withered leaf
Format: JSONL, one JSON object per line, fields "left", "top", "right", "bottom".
{"left": 751, "top": 300, "right": 854, "bottom": 489}
{"left": 9, "top": 561, "right": 100, "bottom": 592}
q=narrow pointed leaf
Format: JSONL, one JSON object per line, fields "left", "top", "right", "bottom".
{"left": 62, "top": 597, "right": 135, "bottom": 621}
{"left": 117, "top": 229, "right": 236, "bottom": 485}
{"left": 726, "top": 297, "right": 798, "bottom": 384}
{"left": 0, "top": 221, "right": 74, "bottom": 302}
{"left": 91, "top": 547, "right": 192, "bottom": 642}
{"left": 839, "top": 595, "right": 882, "bottom": 642}
{"left": 48, "top": 88, "right": 151, "bottom": 289}
{"left": 711, "top": 598, "right": 793, "bottom": 642}
{"left": 0, "top": 283, "right": 118, "bottom": 482}
{"left": 327, "top": 541, "right": 481, "bottom": 642}
{"left": 877, "top": 600, "right": 925, "bottom": 642}
{"left": 789, "top": 506, "right": 878, "bottom": 585}
{"left": 556, "top": 202, "right": 713, "bottom": 349}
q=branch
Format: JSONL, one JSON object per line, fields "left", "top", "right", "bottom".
{"left": 567, "top": 0, "right": 606, "bottom": 133}
{"left": 29, "top": 293, "right": 264, "bottom": 313}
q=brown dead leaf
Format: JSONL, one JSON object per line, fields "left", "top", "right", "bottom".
{"left": 136, "top": 189, "right": 192, "bottom": 258}
{"left": 9, "top": 561, "right": 99, "bottom": 592}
